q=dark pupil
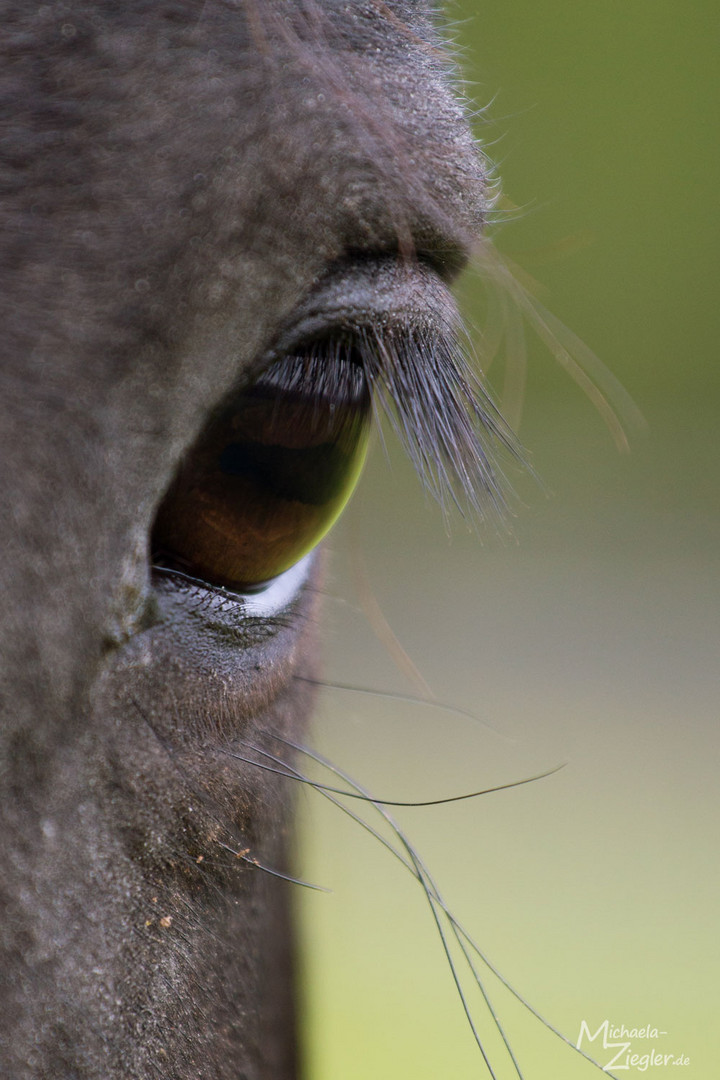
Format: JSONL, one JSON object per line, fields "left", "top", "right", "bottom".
{"left": 152, "top": 355, "right": 370, "bottom": 590}
{"left": 219, "top": 408, "right": 357, "bottom": 506}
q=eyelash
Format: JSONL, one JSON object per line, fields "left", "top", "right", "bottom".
{"left": 292, "top": 322, "right": 521, "bottom": 526}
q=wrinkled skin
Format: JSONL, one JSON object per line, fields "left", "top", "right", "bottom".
{"left": 0, "top": 2, "right": 490, "bottom": 1076}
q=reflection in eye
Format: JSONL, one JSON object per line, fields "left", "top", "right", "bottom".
{"left": 152, "top": 348, "right": 371, "bottom": 591}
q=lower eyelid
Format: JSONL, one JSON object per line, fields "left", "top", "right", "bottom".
{"left": 152, "top": 550, "right": 315, "bottom": 617}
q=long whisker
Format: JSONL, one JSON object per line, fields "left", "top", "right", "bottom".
{"left": 268, "top": 732, "right": 624, "bottom": 1080}
{"left": 294, "top": 674, "right": 514, "bottom": 741}
{"left": 248, "top": 736, "right": 521, "bottom": 1078}
{"left": 136, "top": 697, "right": 619, "bottom": 1077}
{"left": 222, "top": 744, "right": 565, "bottom": 806}
{"left": 216, "top": 841, "right": 330, "bottom": 892}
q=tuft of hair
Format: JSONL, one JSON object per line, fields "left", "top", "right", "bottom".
{"left": 359, "top": 323, "right": 520, "bottom": 529}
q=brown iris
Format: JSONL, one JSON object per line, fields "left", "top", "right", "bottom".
{"left": 152, "top": 353, "right": 370, "bottom": 590}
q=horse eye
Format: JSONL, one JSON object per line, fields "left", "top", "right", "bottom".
{"left": 152, "top": 349, "right": 371, "bottom": 591}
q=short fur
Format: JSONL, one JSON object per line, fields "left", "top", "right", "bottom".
{"left": 0, "top": 2, "right": 497, "bottom": 1076}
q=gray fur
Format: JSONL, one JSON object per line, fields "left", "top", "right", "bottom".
{"left": 0, "top": 2, "right": 490, "bottom": 1076}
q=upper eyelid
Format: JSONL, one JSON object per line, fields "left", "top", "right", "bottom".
{"left": 258, "top": 256, "right": 461, "bottom": 372}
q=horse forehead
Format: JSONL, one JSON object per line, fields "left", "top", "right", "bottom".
{"left": 4, "top": 2, "right": 485, "bottom": 429}
{"left": 5, "top": 1, "right": 485, "bottom": 281}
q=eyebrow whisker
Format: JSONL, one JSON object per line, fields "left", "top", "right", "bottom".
{"left": 472, "top": 242, "right": 647, "bottom": 452}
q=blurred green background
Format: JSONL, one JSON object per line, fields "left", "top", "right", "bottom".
{"left": 298, "top": 3, "right": 719, "bottom": 1077}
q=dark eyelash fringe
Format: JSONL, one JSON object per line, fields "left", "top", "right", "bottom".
{"left": 269, "top": 325, "right": 524, "bottom": 528}
{"left": 258, "top": 346, "right": 368, "bottom": 405}
{"left": 358, "top": 324, "right": 522, "bottom": 530}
